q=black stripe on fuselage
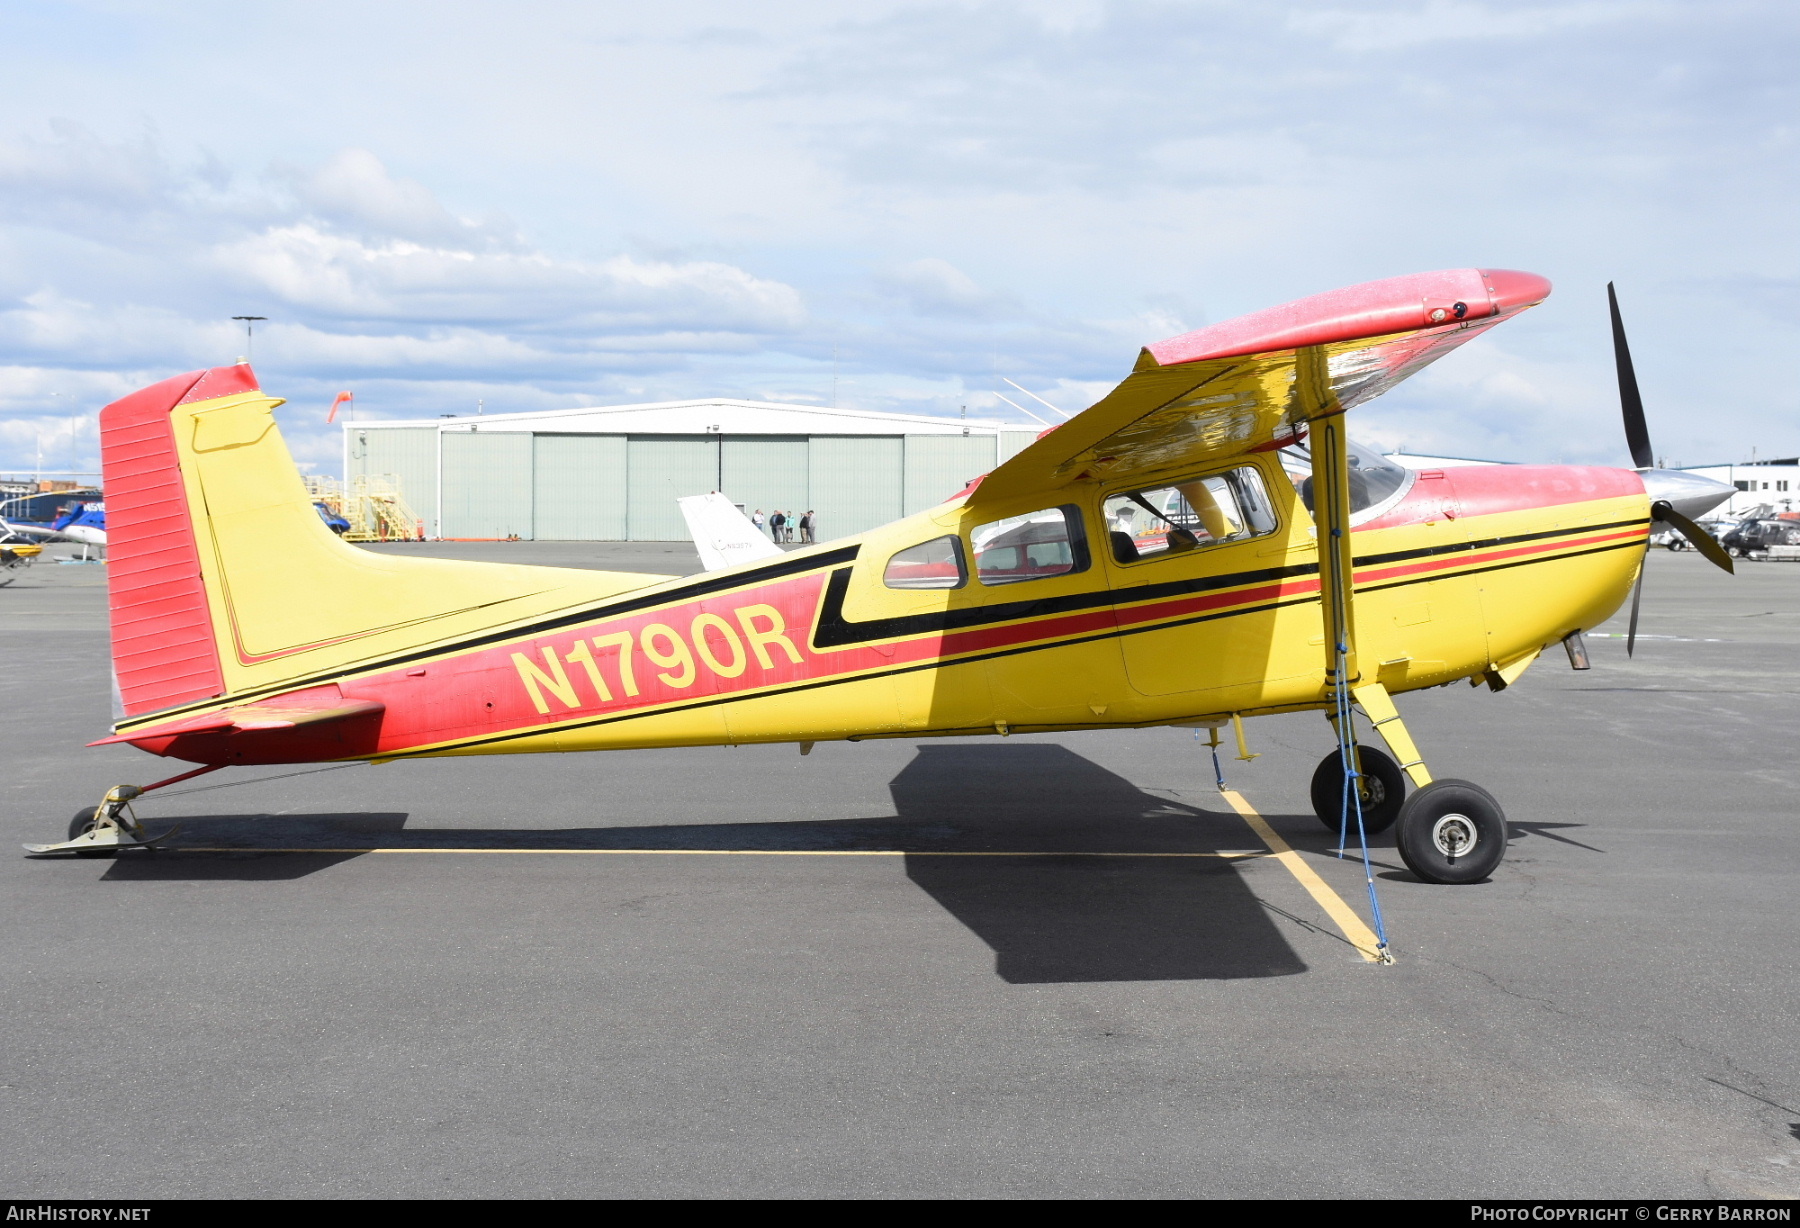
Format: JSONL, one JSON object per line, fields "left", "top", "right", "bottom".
{"left": 396, "top": 530, "right": 1648, "bottom": 757}
{"left": 811, "top": 517, "right": 1648, "bottom": 648}
{"left": 116, "top": 545, "right": 862, "bottom": 730}
{"left": 121, "top": 517, "right": 1645, "bottom": 733}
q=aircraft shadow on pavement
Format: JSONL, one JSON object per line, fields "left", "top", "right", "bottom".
{"left": 100, "top": 812, "right": 409, "bottom": 881}
{"left": 889, "top": 744, "right": 1306, "bottom": 984}
{"left": 99, "top": 747, "right": 1308, "bottom": 982}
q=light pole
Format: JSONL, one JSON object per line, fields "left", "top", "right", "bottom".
{"left": 231, "top": 316, "right": 268, "bottom": 363}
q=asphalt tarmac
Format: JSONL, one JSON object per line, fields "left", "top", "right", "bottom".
{"left": 3, "top": 542, "right": 1797, "bottom": 1199}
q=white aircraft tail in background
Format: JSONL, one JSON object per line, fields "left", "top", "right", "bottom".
{"left": 677, "top": 492, "right": 785, "bottom": 572}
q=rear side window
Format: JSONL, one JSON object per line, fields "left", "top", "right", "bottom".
{"left": 1103, "top": 465, "right": 1280, "bottom": 564}
{"left": 884, "top": 535, "right": 967, "bottom": 590}
{"left": 970, "top": 505, "right": 1089, "bottom": 586}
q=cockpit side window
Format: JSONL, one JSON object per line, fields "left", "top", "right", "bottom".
{"left": 969, "top": 505, "right": 1090, "bottom": 586}
{"left": 1102, "top": 464, "right": 1280, "bottom": 564}
{"left": 884, "top": 535, "right": 967, "bottom": 590}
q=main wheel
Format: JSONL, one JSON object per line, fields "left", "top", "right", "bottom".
{"left": 1309, "top": 746, "right": 1406, "bottom": 835}
{"left": 1394, "top": 780, "right": 1506, "bottom": 884}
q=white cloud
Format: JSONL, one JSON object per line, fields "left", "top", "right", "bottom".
{"left": 288, "top": 148, "right": 499, "bottom": 248}
{"left": 0, "top": 1, "right": 1793, "bottom": 470}
{"left": 875, "top": 257, "right": 1014, "bottom": 317}
{"left": 214, "top": 224, "right": 804, "bottom": 330}
{"left": 1356, "top": 335, "right": 1628, "bottom": 465}
{"left": 0, "top": 131, "right": 836, "bottom": 465}
{"left": 1286, "top": 1, "right": 1664, "bottom": 53}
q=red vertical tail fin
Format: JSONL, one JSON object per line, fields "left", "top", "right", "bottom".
{"left": 101, "top": 364, "right": 260, "bottom": 717}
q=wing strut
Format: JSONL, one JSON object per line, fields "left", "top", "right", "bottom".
{"left": 1300, "top": 345, "right": 1430, "bottom": 788}
{"left": 1305, "top": 347, "right": 1359, "bottom": 693}
{"left": 1302, "top": 348, "right": 1406, "bottom": 961}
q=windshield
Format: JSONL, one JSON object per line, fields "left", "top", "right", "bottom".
{"left": 1277, "top": 438, "right": 1410, "bottom": 515}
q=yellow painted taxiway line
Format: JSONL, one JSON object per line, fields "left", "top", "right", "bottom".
{"left": 1219, "top": 789, "right": 1387, "bottom": 964}
{"left": 165, "top": 847, "right": 1267, "bottom": 858}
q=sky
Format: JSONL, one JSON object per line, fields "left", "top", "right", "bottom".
{"left": 0, "top": 0, "right": 1794, "bottom": 475}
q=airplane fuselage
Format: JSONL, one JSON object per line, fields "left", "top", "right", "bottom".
{"left": 127, "top": 454, "right": 1647, "bottom": 767}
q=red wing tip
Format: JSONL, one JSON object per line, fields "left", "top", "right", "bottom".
{"left": 1477, "top": 268, "right": 1553, "bottom": 312}
{"left": 1147, "top": 267, "right": 1553, "bottom": 367}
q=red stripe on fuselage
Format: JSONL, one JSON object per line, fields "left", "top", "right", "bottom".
{"left": 1355, "top": 526, "right": 1646, "bottom": 586}
{"left": 155, "top": 503, "right": 1641, "bottom": 764}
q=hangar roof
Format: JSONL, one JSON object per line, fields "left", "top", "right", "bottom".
{"left": 349, "top": 398, "right": 1026, "bottom": 437}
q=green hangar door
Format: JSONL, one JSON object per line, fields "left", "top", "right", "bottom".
{"left": 627, "top": 436, "right": 721, "bottom": 541}
{"left": 440, "top": 432, "right": 533, "bottom": 539}
{"left": 348, "top": 426, "right": 439, "bottom": 537}
{"left": 809, "top": 437, "right": 903, "bottom": 540}
{"left": 533, "top": 435, "right": 627, "bottom": 540}
{"left": 904, "top": 435, "right": 998, "bottom": 515}
{"left": 722, "top": 437, "right": 807, "bottom": 532}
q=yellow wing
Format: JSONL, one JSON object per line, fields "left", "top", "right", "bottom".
{"left": 970, "top": 268, "right": 1550, "bottom": 505}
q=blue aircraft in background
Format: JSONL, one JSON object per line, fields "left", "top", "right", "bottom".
{"left": 2, "top": 493, "right": 106, "bottom": 549}
{"left": 0, "top": 491, "right": 348, "bottom": 552}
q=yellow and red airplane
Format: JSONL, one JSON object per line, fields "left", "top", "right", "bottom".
{"left": 29, "top": 268, "right": 1733, "bottom": 886}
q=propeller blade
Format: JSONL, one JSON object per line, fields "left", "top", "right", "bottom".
{"left": 1652, "top": 502, "right": 1734, "bottom": 574}
{"left": 1626, "top": 548, "right": 1646, "bottom": 657}
{"left": 1609, "top": 282, "right": 1655, "bottom": 470}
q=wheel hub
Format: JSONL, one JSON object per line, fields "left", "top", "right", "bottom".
{"left": 1430, "top": 814, "right": 1477, "bottom": 859}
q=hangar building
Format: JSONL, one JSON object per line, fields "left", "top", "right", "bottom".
{"left": 342, "top": 400, "right": 1041, "bottom": 541}
{"left": 1674, "top": 459, "right": 1799, "bottom": 518}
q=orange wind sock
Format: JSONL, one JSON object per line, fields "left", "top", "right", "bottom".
{"left": 327, "top": 391, "right": 353, "bottom": 422}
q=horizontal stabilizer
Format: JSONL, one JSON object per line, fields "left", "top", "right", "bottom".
{"left": 679, "top": 492, "right": 785, "bottom": 572}
{"left": 90, "top": 697, "right": 385, "bottom": 746}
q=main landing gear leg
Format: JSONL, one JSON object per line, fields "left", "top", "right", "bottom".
{"left": 1350, "top": 681, "right": 1508, "bottom": 885}
{"left": 1349, "top": 681, "right": 1431, "bottom": 789}
{"left": 23, "top": 765, "right": 221, "bottom": 857}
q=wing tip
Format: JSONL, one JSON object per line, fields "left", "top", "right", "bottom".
{"left": 1147, "top": 267, "right": 1552, "bottom": 367}
{"left": 1477, "top": 268, "right": 1554, "bottom": 314}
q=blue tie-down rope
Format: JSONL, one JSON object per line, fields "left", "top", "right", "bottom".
{"left": 1194, "top": 727, "right": 1227, "bottom": 791}
{"left": 1332, "top": 647, "right": 1391, "bottom": 960}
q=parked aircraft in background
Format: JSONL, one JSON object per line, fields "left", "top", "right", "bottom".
{"left": 678, "top": 492, "right": 784, "bottom": 571}
{"left": 1, "top": 531, "right": 42, "bottom": 582}
{"left": 1, "top": 498, "right": 106, "bottom": 548}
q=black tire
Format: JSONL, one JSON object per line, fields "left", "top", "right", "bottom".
{"left": 1310, "top": 746, "right": 1406, "bottom": 835}
{"left": 66, "top": 807, "right": 112, "bottom": 858}
{"left": 1394, "top": 780, "right": 1506, "bottom": 884}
